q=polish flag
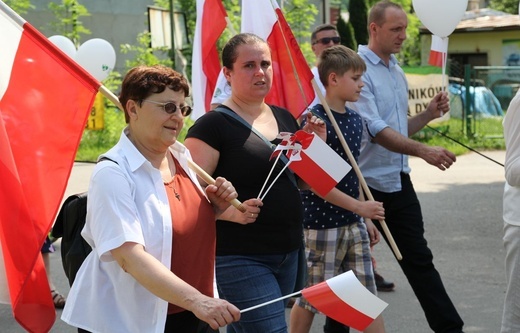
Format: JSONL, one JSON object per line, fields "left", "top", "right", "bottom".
{"left": 191, "top": 0, "right": 227, "bottom": 119}
{"left": 0, "top": 2, "right": 100, "bottom": 332}
{"left": 210, "top": 0, "right": 315, "bottom": 117}
{"left": 288, "top": 131, "right": 351, "bottom": 196}
{"left": 302, "top": 270, "right": 388, "bottom": 331}
{"left": 428, "top": 35, "right": 448, "bottom": 68}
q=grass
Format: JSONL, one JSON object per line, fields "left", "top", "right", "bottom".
{"left": 402, "top": 65, "right": 443, "bottom": 75}
{"left": 412, "top": 117, "right": 505, "bottom": 156}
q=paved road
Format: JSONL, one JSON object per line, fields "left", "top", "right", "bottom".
{"left": 0, "top": 151, "right": 507, "bottom": 332}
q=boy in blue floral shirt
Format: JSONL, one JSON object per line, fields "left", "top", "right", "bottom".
{"left": 290, "top": 45, "right": 386, "bottom": 333}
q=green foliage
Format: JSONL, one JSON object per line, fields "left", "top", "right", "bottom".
{"left": 489, "top": 0, "right": 519, "bottom": 14}
{"left": 337, "top": 12, "right": 357, "bottom": 50}
{"left": 413, "top": 118, "right": 505, "bottom": 156}
{"left": 47, "top": 0, "right": 91, "bottom": 46}
{"left": 120, "top": 31, "right": 173, "bottom": 69}
{"left": 348, "top": 0, "right": 368, "bottom": 46}
{"left": 283, "top": 0, "right": 318, "bottom": 65}
{"left": 4, "top": 0, "right": 34, "bottom": 14}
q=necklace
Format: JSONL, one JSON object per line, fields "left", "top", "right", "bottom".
{"left": 163, "top": 153, "right": 181, "bottom": 201}
{"left": 172, "top": 184, "right": 181, "bottom": 201}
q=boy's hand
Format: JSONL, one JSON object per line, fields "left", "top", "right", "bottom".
{"left": 302, "top": 112, "right": 326, "bottom": 141}
{"left": 364, "top": 218, "right": 381, "bottom": 246}
{"left": 356, "top": 200, "right": 385, "bottom": 221}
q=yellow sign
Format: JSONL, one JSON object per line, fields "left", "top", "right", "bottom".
{"left": 86, "top": 93, "right": 104, "bottom": 130}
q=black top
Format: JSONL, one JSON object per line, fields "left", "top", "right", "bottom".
{"left": 186, "top": 105, "right": 303, "bottom": 255}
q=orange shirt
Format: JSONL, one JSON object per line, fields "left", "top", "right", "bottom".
{"left": 166, "top": 156, "right": 216, "bottom": 314}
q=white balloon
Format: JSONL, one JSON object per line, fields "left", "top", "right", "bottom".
{"left": 412, "top": 0, "right": 468, "bottom": 38}
{"left": 74, "top": 38, "right": 116, "bottom": 81}
{"left": 48, "top": 35, "right": 76, "bottom": 58}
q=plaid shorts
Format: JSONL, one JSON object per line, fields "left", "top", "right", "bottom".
{"left": 295, "top": 221, "right": 376, "bottom": 313}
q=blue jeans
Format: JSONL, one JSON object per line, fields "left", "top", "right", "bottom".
{"left": 216, "top": 250, "right": 298, "bottom": 333}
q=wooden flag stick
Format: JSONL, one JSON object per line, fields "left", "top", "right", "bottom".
{"left": 311, "top": 79, "right": 402, "bottom": 260}
{"left": 98, "top": 85, "right": 246, "bottom": 213}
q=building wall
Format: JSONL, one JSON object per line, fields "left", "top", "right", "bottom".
{"left": 421, "top": 30, "right": 520, "bottom": 67}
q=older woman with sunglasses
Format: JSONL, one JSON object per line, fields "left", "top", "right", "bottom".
{"left": 62, "top": 65, "right": 241, "bottom": 333}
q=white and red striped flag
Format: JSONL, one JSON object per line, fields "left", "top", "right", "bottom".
{"left": 428, "top": 35, "right": 448, "bottom": 68}
{"left": 302, "top": 270, "right": 388, "bottom": 331}
{"left": 0, "top": 2, "right": 100, "bottom": 332}
{"left": 288, "top": 130, "right": 351, "bottom": 196}
{"left": 191, "top": 0, "right": 228, "bottom": 119}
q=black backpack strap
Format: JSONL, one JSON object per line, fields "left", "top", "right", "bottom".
{"left": 215, "top": 105, "right": 297, "bottom": 187}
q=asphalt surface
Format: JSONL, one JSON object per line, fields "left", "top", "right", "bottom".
{"left": 0, "top": 150, "right": 507, "bottom": 332}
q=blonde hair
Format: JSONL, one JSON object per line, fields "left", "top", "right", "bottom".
{"left": 318, "top": 45, "right": 366, "bottom": 87}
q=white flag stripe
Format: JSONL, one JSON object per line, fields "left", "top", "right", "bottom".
{"left": 303, "top": 136, "right": 352, "bottom": 182}
{"left": 241, "top": 0, "right": 278, "bottom": 38}
{"left": 327, "top": 271, "right": 388, "bottom": 319}
{"left": 0, "top": 7, "right": 22, "bottom": 100}
{"left": 191, "top": 0, "right": 206, "bottom": 119}
{"left": 431, "top": 35, "right": 448, "bottom": 53}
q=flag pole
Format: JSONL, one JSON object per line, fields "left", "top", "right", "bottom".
{"left": 97, "top": 85, "right": 246, "bottom": 213}
{"left": 311, "top": 80, "right": 402, "bottom": 260}
{"left": 240, "top": 291, "right": 302, "bottom": 313}
{"left": 271, "top": 2, "right": 311, "bottom": 109}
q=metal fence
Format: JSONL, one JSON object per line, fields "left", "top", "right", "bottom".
{"left": 448, "top": 64, "right": 520, "bottom": 138}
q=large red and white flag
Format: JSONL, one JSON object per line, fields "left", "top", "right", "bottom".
{"left": 211, "top": 0, "right": 315, "bottom": 117}
{"left": 191, "top": 0, "right": 227, "bottom": 119}
{"left": 428, "top": 35, "right": 448, "bottom": 68}
{"left": 288, "top": 131, "right": 351, "bottom": 197}
{"left": 302, "top": 270, "right": 388, "bottom": 331}
{"left": 242, "top": 0, "right": 315, "bottom": 119}
{"left": 0, "top": 2, "right": 100, "bottom": 332}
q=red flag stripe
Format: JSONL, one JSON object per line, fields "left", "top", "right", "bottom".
{"left": 301, "top": 271, "right": 388, "bottom": 331}
{"left": 201, "top": 0, "right": 226, "bottom": 110}
{"left": 192, "top": 0, "right": 227, "bottom": 119}
{"left": 0, "top": 2, "right": 100, "bottom": 331}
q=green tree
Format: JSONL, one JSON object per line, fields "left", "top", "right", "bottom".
{"left": 120, "top": 31, "right": 173, "bottom": 69}
{"left": 3, "top": 0, "right": 33, "bottom": 14}
{"left": 47, "top": 0, "right": 91, "bottom": 46}
{"left": 348, "top": 0, "right": 368, "bottom": 46}
{"left": 337, "top": 10, "right": 357, "bottom": 50}
{"left": 283, "top": 0, "right": 318, "bottom": 65}
{"left": 489, "top": 0, "right": 519, "bottom": 14}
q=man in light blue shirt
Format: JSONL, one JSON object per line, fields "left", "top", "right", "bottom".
{"left": 351, "top": 1, "right": 464, "bottom": 332}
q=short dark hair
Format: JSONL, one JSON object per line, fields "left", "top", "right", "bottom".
{"left": 368, "top": 0, "right": 404, "bottom": 29}
{"left": 222, "top": 33, "right": 269, "bottom": 69}
{"left": 311, "top": 24, "right": 338, "bottom": 44}
{"left": 318, "top": 45, "right": 366, "bottom": 87}
{"left": 119, "top": 65, "right": 190, "bottom": 123}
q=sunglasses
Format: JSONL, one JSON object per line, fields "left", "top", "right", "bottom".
{"left": 142, "top": 99, "right": 192, "bottom": 117}
{"left": 312, "top": 36, "right": 341, "bottom": 45}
